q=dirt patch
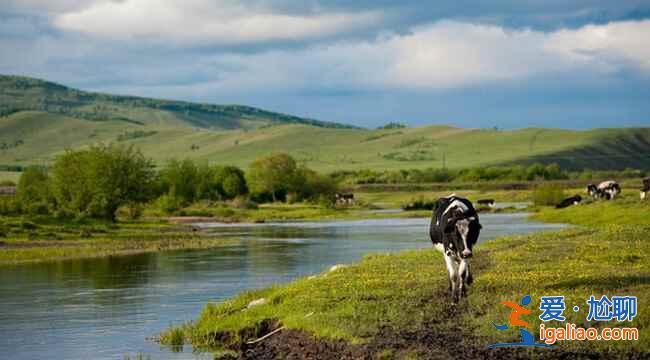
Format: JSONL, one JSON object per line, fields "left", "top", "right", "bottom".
{"left": 236, "top": 321, "right": 644, "bottom": 360}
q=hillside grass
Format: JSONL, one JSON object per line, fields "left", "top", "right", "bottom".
{"left": 2, "top": 109, "right": 650, "bottom": 172}
{"left": 163, "top": 196, "right": 649, "bottom": 358}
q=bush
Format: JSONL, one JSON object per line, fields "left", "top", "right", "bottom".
{"left": 247, "top": 153, "right": 300, "bottom": 202}
{"left": 155, "top": 194, "right": 182, "bottom": 214}
{"left": 213, "top": 207, "right": 235, "bottom": 218}
{"left": 16, "top": 165, "right": 51, "bottom": 215}
{"left": 532, "top": 184, "right": 566, "bottom": 206}
{"left": 50, "top": 145, "right": 157, "bottom": 221}
{"left": 215, "top": 166, "right": 248, "bottom": 199}
{"left": 0, "top": 197, "right": 19, "bottom": 216}
{"left": 230, "top": 196, "right": 258, "bottom": 210}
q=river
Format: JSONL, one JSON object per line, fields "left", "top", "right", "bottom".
{"left": 0, "top": 213, "right": 567, "bottom": 360}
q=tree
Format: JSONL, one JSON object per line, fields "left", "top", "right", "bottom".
{"left": 159, "top": 159, "right": 199, "bottom": 203}
{"left": 50, "top": 145, "right": 156, "bottom": 221}
{"left": 247, "top": 153, "right": 300, "bottom": 202}
{"left": 215, "top": 166, "right": 248, "bottom": 199}
{"left": 17, "top": 165, "right": 51, "bottom": 215}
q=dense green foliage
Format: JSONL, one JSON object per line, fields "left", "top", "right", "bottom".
{"left": 247, "top": 153, "right": 299, "bottom": 202}
{"left": 158, "top": 160, "right": 249, "bottom": 210}
{"left": 49, "top": 145, "right": 157, "bottom": 220}
{"left": 16, "top": 165, "right": 50, "bottom": 215}
{"left": 245, "top": 153, "right": 338, "bottom": 204}
{"left": 332, "top": 163, "right": 573, "bottom": 184}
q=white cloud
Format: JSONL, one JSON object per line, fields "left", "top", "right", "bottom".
{"left": 181, "top": 19, "right": 650, "bottom": 92}
{"left": 51, "top": 0, "right": 382, "bottom": 44}
{"left": 545, "top": 20, "right": 650, "bottom": 72}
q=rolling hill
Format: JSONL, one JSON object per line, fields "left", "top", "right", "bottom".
{"left": 1, "top": 74, "right": 649, "bottom": 173}
{"left": 0, "top": 75, "right": 354, "bottom": 130}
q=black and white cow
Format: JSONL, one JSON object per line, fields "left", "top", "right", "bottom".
{"left": 640, "top": 178, "right": 650, "bottom": 200}
{"left": 477, "top": 199, "right": 495, "bottom": 207}
{"left": 586, "top": 180, "right": 621, "bottom": 200}
{"left": 555, "top": 195, "right": 582, "bottom": 209}
{"left": 335, "top": 193, "right": 354, "bottom": 205}
{"left": 429, "top": 195, "right": 482, "bottom": 304}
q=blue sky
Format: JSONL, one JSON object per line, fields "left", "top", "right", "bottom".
{"left": 2, "top": 1, "right": 650, "bottom": 129}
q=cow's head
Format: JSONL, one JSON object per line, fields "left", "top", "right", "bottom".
{"left": 444, "top": 211, "right": 482, "bottom": 259}
{"left": 586, "top": 184, "right": 598, "bottom": 197}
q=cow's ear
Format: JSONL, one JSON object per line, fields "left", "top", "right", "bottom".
{"left": 478, "top": 223, "right": 483, "bottom": 230}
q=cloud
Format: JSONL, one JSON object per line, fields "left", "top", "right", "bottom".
{"left": 545, "top": 20, "right": 650, "bottom": 72}
{"left": 159, "top": 19, "right": 649, "bottom": 93}
{"left": 51, "top": 0, "right": 383, "bottom": 44}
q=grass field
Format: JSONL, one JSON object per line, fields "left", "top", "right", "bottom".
{"left": 0, "top": 170, "right": 20, "bottom": 184}
{"left": 2, "top": 76, "right": 650, "bottom": 172}
{"left": 161, "top": 195, "right": 649, "bottom": 358}
{"left": 3, "top": 114, "right": 650, "bottom": 172}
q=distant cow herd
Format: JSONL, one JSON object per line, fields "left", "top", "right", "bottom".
{"left": 429, "top": 177, "right": 648, "bottom": 303}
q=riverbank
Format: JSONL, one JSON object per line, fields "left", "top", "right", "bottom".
{"left": 0, "top": 217, "right": 242, "bottom": 266}
{"left": 161, "top": 197, "right": 649, "bottom": 358}
{"left": 0, "top": 188, "right": 533, "bottom": 266}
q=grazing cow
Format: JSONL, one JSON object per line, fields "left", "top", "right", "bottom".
{"left": 429, "top": 195, "right": 482, "bottom": 304}
{"left": 477, "top": 199, "right": 495, "bottom": 207}
{"left": 586, "top": 181, "right": 621, "bottom": 200}
{"left": 556, "top": 195, "right": 582, "bottom": 209}
{"left": 335, "top": 193, "right": 354, "bottom": 205}
{"left": 641, "top": 178, "right": 650, "bottom": 200}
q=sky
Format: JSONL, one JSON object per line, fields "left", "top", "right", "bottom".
{"left": 1, "top": 1, "right": 650, "bottom": 129}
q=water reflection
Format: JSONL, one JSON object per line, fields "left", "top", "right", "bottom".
{"left": 0, "top": 214, "right": 566, "bottom": 360}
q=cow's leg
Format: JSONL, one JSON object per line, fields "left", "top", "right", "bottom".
{"left": 459, "top": 259, "right": 471, "bottom": 296}
{"left": 444, "top": 253, "right": 460, "bottom": 303}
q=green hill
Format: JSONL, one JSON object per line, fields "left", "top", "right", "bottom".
{"left": 0, "top": 74, "right": 354, "bottom": 130}
{"left": 1, "top": 75, "right": 649, "bottom": 172}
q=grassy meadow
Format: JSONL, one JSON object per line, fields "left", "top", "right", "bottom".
{"left": 160, "top": 190, "right": 649, "bottom": 358}
{"left": 3, "top": 113, "right": 650, "bottom": 172}
{"left": 2, "top": 74, "right": 650, "bottom": 171}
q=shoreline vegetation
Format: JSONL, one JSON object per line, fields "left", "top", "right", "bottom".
{"left": 1, "top": 182, "right": 645, "bottom": 266}
{"left": 159, "top": 191, "right": 649, "bottom": 359}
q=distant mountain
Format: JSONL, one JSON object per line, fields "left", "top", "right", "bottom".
{"left": 0, "top": 74, "right": 649, "bottom": 172}
{"left": 0, "top": 74, "right": 355, "bottom": 130}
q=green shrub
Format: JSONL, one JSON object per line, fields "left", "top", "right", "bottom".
{"left": 155, "top": 195, "right": 182, "bottom": 215}
{"left": 230, "top": 196, "right": 258, "bottom": 210}
{"left": 532, "top": 184, "right": 566, "bottom": 206}
{"left": 213, "top": 208, "right": 235, "bottom": 218}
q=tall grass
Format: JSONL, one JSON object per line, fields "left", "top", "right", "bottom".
{"left": 532, "top": 183, "right": 565, "bottom": 206}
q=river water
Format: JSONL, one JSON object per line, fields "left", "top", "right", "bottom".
{"left": 0, "top": 214, "right": 566, "bottom": 360}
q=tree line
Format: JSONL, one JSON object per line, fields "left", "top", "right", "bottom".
{"left": 331, "top": 164, "right": 647, "bottom": 185}
{"left": 5, "top": 146, "right": 337, "bottom": 221}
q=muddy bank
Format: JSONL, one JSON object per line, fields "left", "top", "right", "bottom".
{"left": 236, "top": 321, "right": 643, "bottom": 360}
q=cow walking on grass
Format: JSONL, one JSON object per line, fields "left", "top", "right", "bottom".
{"left": 429, "top": 195, "right": 482, "bottom": 304}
